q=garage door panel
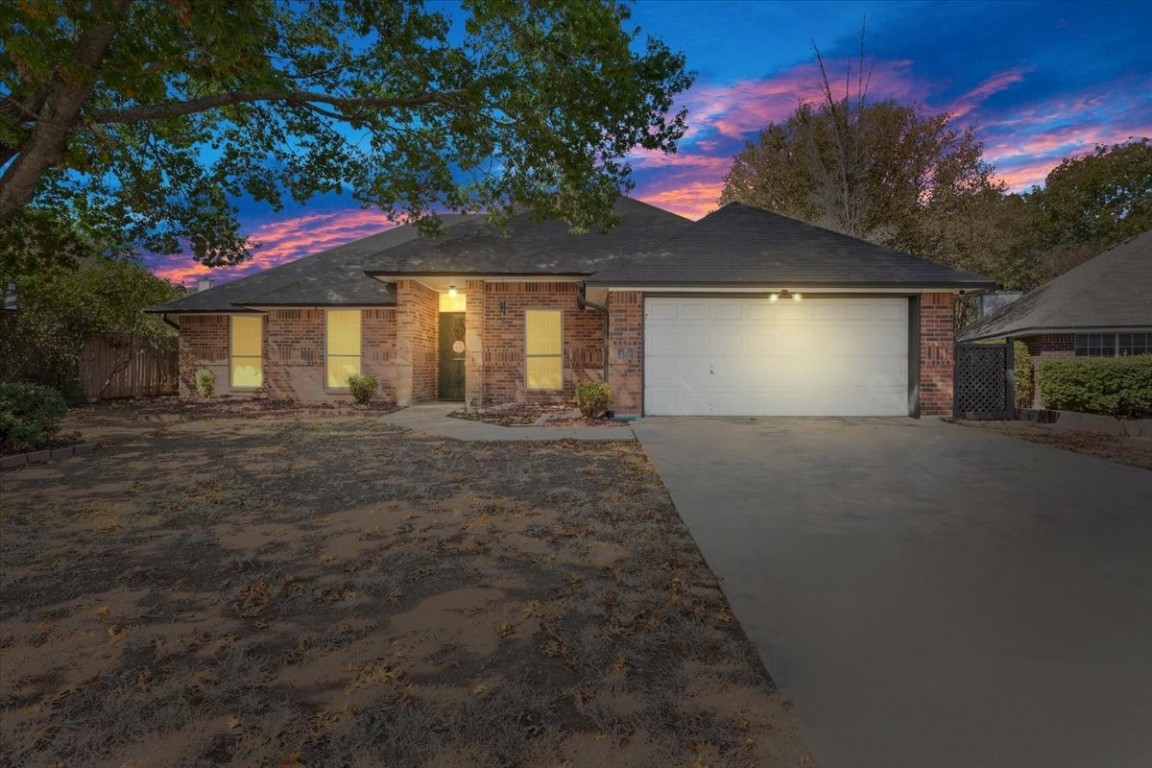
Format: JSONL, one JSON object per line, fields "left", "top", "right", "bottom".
{"left": 644, "top": 297, "right": 909, "bottom": 416}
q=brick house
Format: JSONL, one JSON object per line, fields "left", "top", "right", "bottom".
{"left": 959, "top": 230, "right": 1152, "bottom": 408}
{"left": 152, "top": 199, "right": 994, "bottom": 417}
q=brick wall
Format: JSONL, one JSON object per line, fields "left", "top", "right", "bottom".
{"left": 919, "top": 292, "right": 955, "bottom": 416}
{"left": 607, "top": 291, "right": 643, "bottom": 415}
{"left": 363, "top": 309, "right": 399, "bottom": 403}
{"left": 180, "top": 309, "right": 399, "bottom": 403}
{"left": 480, "top": 281, "right": 604, "bottom": 404}
{"left": 464, "top": 279, "right": 486, "bottom": 406}
{"left": 1022, "top": 333, "right": 1074, "bottom": 408}
{"left": 264, "top": 309, "right": 327, "bottom": 400}
{"left": 177, "top": 315, "right": 229, "bottom": 397}
{"left": 396, "top": 280, "right": 439, "bottom": 404}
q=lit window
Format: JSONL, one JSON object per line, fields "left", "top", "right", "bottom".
{"left": 326, "top": 310, "right": 362, "bottom": 388}
{"left": 231, "top": 315, "right": 263, "bottom": 388}
{"left": 525, "top": 310, "right": 562, "bottom": 390}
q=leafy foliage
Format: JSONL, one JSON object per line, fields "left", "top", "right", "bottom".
{"left": 0, "top": 0, "right": 692, "bottom": 269}
{"left": 1013, "top": 340, "right": 1034, "bottom": 409}
{"left": 195, "top": 369, "right": 216, "bottom": 398}
{"left": 347, "top": 373, "right": 378, "bottom": 405}
{"left": 1025, "top": 139, "right": 1152, "bottom": 280}
{"left": 1039, "top": 356, "right": 1152, "bottom": 419}
{"left": 0, "top": 257, "right": 181, "bottom": 390}
{"left": 576, "top": 380, "right": 613, "bottom": 419}
{"left": 719, "top": 98, "right": 1035, "bottom": 290}
{"left": 0, "top": 381, "right": 68, "bottom": 454}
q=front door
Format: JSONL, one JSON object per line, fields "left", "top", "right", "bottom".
{"left": 438, "top": 312, "right": 466, "bottom": 401}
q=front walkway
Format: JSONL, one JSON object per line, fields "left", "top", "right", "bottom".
{"left": 379, "top": 403, "right": 635, "bottom": 441}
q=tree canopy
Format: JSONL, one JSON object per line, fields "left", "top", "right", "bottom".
{"left": 0, "top": 0, "right": 693, "bottom": 270}
{"left": 0, "top": 255, "right": 181, "bottom": 390}
{"left": 1026, "top": 139, "right": 1152, "bottom": 276}
{"left": 718, "top": 97, "right": 1037, "bottom": 287}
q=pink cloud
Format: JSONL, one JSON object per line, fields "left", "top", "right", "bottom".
{"left": 150, "top": 209, "right": 398, "bottom": 286}
{"left": 945, "top": 67, "right": 1030, "bottom": 119}
{"left": 674, "top": 59, "right": 925, "bottom": 143}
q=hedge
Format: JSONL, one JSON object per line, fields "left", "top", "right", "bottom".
{"left": 0, "top": 382, "right": 69, "bottom": 454}
{"left": 1039, "top": 355, "right": 1152, "bottom": 419}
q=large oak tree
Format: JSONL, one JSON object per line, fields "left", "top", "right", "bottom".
{"left": 0, "top": 0, "right": 692, "bottom": 270}
{"left": 719, "top": 97, "right": 1035, "bottom": 288}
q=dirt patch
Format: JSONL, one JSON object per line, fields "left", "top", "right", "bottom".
{"left": 0, "top": 410, "right": 816, "bottom": 767}
{"left": 956, "top": 419, "right": 1152, "bottom": 471}
{"left": 449, "top": 401, "right": 627, "bottom": 428}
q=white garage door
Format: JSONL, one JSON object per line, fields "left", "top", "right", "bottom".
{"left": 644, "top": 297, "right": 909, "bottom": 416}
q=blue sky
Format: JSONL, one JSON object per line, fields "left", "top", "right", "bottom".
{"left": 151, "top": 0, "right": 1152, "bottom": 285}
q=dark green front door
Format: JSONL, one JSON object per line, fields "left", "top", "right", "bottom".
{"left": 438, "top": 312, "right": 466, "bottom": 401}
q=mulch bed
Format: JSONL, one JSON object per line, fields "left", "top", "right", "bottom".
{"left": 449, "top": 402, "right": 628, "bottom": 428}
{"left": 72, "top": 396, "right": 400, "bottom": 423}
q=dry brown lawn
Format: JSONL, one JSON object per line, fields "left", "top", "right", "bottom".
{"left": 0, "top": 408, "right": 815, "bottom": 767}
{"left": 956, "top": 419, "right": 1152, "bottom": 471}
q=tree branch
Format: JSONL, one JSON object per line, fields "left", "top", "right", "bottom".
{"left": 87, "top": 89, "right": 469, "bottom": 125}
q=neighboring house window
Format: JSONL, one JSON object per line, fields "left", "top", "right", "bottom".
{"left": 525, "top": 310, "right": 562, "bottom": 390}
{"left": 231, "top": 315, "right": 263, "bottom": 388}
{"left": 1119, "top": 334, "right": 1150, "bottom": 356}
{"left": 1075, "top": 333, "right": 1151, "bottom": 357}
{"left": 326, "top": 309, "right": 362, "bottom": 388}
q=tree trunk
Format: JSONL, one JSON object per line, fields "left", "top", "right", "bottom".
{"left": 0, "top": 1, "right": 130, "bottom": 221}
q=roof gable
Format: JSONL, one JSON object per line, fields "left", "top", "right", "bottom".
{"left": 587, "top": 202, "right": 996, "bottom": 289}
{"left": 152, "top": 197, "right": 689, "bottom": 313}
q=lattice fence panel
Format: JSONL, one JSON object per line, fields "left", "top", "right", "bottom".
{"left": 955, "top": 343, "right": 1010, "bottom": 418}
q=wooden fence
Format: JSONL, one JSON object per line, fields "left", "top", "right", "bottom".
{"left": 79, "top": 334, "right": 178, "bottom": 401}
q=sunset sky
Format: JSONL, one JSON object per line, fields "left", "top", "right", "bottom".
{"left": 146, "top": 0, "right": 1152, "bottom": 286}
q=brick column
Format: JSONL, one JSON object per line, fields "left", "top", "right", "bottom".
{"left": 396, "top": 280, "right": 439, "bottom": 405}
{"left": 464, "top": 279, "right": 485, "bottom": 406}
{"left": 919, "top": 292, "right": 956, "bottom": 416}
{"left": 607, "top": 291, "right": 643, "bottom": 416}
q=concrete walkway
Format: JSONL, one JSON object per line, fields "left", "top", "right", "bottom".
{"left": 379, "top": 403, "right": 635, "bottom": 441}
{"left": 633, "top": 416, "right": 1152, "bottom": 768}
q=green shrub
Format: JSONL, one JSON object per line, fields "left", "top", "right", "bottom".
{"left": 0, "top": 382, "right": 69, "bottom": 454}
{"left": 576, "top": 380, "right": 613, "bottom": 419}
{"left": 1039, "top": 355, "right": 1152, "bottom": 418}
{"left": 348, "top": 373, "right": 378, "bottom": 405}
{"left": 1013, "top": 340, "right": 1034, "bottom": 409}
{"left": 195, "top": 368, "right": 215, "bottom": 398}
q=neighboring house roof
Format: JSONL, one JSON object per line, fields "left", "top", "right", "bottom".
{"left": 960, "top": 230, "right": 1152, "bottom": 342}
{"left": 151, "top": 197, "right": 689, "bottom": 313}
{"left": 586, "top": 202, "right": 997, "bottom": 289}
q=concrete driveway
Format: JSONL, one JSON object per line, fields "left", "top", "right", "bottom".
{"left": 633, "top": 417, "right": 1152, "bottom": 768}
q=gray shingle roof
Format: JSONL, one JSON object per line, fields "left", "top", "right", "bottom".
{"left": 362, "top": 196, "right": 691, "bottom": 276}
{"left": 586, "top": 202, "right": 997, "bottom": 289}
{"left": 151, "top": 198, "right": 689, "bottom": 313}
{"left": 150, "top": 218, "right": 462, "bottom": 313}
{"left": 960, "top": 230, "right": 1152, "bottom": 341}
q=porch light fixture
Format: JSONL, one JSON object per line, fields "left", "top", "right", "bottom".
{"left": 448, "top": 285, "right": 457, "bottom": 297}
